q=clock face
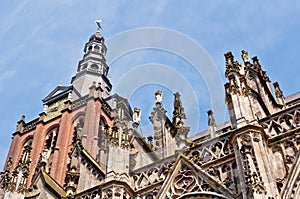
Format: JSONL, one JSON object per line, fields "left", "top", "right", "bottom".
{"left": 45, "top": 97, "right": 67, "bottom": 121}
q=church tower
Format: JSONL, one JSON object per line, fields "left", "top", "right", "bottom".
{"left": 71, "top": 20, "right": 112, "bottom": 100}
{"left": 1, "top": 23, "right": 300, "bottom": 199}
{"left": 0, "top": 22, "right": 115, "bottom": 198}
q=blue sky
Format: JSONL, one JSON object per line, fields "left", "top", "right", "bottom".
{"left": 0, "top": 0, "right": 300, "bottom": 169}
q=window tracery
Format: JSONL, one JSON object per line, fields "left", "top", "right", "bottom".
{"left": 42, "top": 128, "right": 58, "bottom": 173}
{"left": 8, "top": 139, "right": 32, "bottom": 193}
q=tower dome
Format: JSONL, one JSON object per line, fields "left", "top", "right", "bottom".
{"left": 88, "top": 30, "right": 104, "bottom": 43}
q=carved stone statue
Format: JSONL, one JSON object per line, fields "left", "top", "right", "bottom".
{"left": 241, "top": 50, "right": 250, "bottom": 63}
{"left": 133, "top": 108, "right": 141, "bottom": 124}
{"left": 155, "top": 90, "right": 162, "bottom": 104}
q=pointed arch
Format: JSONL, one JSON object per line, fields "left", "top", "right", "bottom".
{"left": 269, "top": 120, "right": 283, "bottom": 135}
{"left": 72, "top": 112, "right": 85, "bottom": 131}
{"left": 41, "top": 125, "right": 60, "bottom": 174}
{"left": 21, "top": 136, "right": 33, "bottom": 147}
{"left": 178, "top": 192, "right": 228, "bottom": 199}
{"left": 72, "top": 112, "right": 86, "bottom": 124}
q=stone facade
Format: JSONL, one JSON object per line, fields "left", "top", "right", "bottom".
{"left": 1, "top": 25, "right": 300, "bottom": 199}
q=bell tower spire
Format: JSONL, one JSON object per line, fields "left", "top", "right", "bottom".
{"left": 71, "top": 20, "right": 112, "bottom": 100}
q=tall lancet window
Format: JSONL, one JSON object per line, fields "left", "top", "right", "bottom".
{"left": 73, "top": 116, "right": 84, "bottom": 141}
{"left": 42, "top": 127, "right": 58, "bottom": 173}
{"left": 99, "top": 118, "right": 106, "bottom": 132}
{"left": 20, "top": 140, "right": 32, "bottom": 167}
{"left": 98, "top": 118, "right": 108, "bottom": 145}
{"left": 11, "top": 139, "right": 32, "bottom": 192}
{"left": 97, "top": 117, "right": 109, "bottom": 163}
{"left": 118, "top": 108, "right": 124, "bottom": 120}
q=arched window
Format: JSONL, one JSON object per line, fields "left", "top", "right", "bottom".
{"left": 94, "top": 45, "right": 100, "bottom": 51}
{"left": 44, "top": 128, "right": 58, "bottom": 152}
{"left": 73, "top": 116, "right": 85, "bottom": 141}
{"left": 97, "top": 117, "right": 108, "bottom": 158}
{"left": 81, "top": 63, "right": 88, "bottom": 70}
{"left": 98, "top": 117, "right": 107, "bottom": 134}
{"left": 21, "top": 139, "right": 32, "bottom": 165}
{"left": 77, "top": 117, "right": 84, "bottom": 128}
{"left": 11, "top": 139, "right": 33, "bottom": 191}
{"left": 42, "top": 127, "right": 58, "bottom": 173}
{"left": 90, "top": 64, "right": 99, "bottom": 71}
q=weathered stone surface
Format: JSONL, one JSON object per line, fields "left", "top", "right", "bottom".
{"left": 1, "top": 29, "right": 300, "bottom": 199}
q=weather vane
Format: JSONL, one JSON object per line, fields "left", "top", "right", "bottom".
{"left": 95, "top": 19, "right": 102, "bottom": 31}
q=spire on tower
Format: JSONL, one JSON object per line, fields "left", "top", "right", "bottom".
{"left": 71, "top": 20, "right": 111, "bottom": 100}
{"left": 172, "top": 92, "right": 186, "bottom": 127}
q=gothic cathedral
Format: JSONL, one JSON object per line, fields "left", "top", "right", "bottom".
{"left": 1, "top": 25, "right": 300, "bottom": 199}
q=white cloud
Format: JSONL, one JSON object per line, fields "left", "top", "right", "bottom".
{"left": 0, "top": 70, "right": 16, "bottom": 92}
{"left": 0, "top": 0, "right": 32, "bottom": 35}
{"left": 0, "top": 70, "right": 16, "bottom": 81}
